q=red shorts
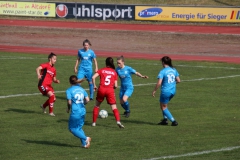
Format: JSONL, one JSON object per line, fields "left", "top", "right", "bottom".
{"left": 96, "top": 87, "right": 116, "bottom": 105}
{"left": 38, "top": 85, "right": 54, "bottom": 95}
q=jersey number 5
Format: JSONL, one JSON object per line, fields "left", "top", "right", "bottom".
{"left": 105, "top": 75, "right": 111, "bottom": 85}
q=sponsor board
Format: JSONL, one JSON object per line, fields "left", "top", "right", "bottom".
{"left": 0, "top": 1, "right": 55, "bottom": 17}
{"left": 56, "top": 3, "right": 134, "bottom": 20}
{"left": 135, "top": 6, "right": 240, "bottom": 22}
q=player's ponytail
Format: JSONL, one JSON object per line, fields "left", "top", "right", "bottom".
{"left": 106, "top": 57, "right": 115, "bottom": 69}
{"left": 69, "top": 75, "right": 78, "bottom": 85}
{"left": 161, "top": 56, "right": 173, "bottom": 68}
{"left": 83, "top": 39, "right": 92, "bottom": 46}
{"left": 48, "top": 52, "right": 56, "bottom": 61}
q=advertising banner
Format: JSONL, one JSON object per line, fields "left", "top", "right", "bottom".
{"left": 56, "top": 3, "right": 134, "bottom": 20}
{"left": 0, "top": 1, "right": 55, "bottom": 17}
{"left": 135, "top": 6, "right": 240, "bottom": 23}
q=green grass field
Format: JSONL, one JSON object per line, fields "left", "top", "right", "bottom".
{"left": 0, "top": 52, "right": 240, "bottom": 160}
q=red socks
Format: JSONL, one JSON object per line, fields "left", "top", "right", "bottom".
{"left": 93, "top": 106, "right": 99, "bottom": 123}
{"left": 48, "top": 95, "right": 55, "bottom": 113}
{"left": 113, "top": 109, "right": 120, "bottom": 122}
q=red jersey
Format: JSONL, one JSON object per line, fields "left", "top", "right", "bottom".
{"left": 97, "top": 67, "right": 117, "bottom": 88}
{"left": 38, "top": 62, "right": 56, "bottom": 86}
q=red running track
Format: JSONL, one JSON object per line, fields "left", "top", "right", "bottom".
{"left": 0, "top": 19, "right": 240, "bottom": 34}
{"left": 0, "top": 19, "right": 240, "bottom": 63}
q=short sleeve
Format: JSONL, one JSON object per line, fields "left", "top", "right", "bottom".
{"left": 66, "top": 89, "right": 71, "bottom": 100}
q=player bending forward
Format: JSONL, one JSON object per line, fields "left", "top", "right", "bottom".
{"left": 92, "top": 57, "right": 124, "bottom": 128}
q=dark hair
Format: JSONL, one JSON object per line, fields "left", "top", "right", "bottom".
{"left": 116, "top": 55, "right": 124, "bottom": 62}
{"left": 161, "top": 56, "right": 173, "bottom": 68}
{"left": 83, "top": 39, "right": 92, "bottom": 46}
{"left": 48, "top": 52, "right": 56, "bottom": 61}
{"left": 69, "top": 75, "right": 78, "bottom": 85}
{"left": 106, "top": 57, "right": 115, "bottom": 69}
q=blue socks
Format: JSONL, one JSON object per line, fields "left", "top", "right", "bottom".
{"left": 121, "top": 101, "right": 130, "bottom": 112}
{"left": 89, "top": 83, "right": 93, "bottom": 99}
{"left": 163, "top": 108, "right": 175, "bottom": 122}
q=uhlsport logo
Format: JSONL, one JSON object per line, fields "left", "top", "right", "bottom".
{"left": 230, "top": 10, "right": 240, "bottom": 20}
{"left": 56, "top": 4, "right": 68, "bottom": 18}
{"left": 138, "top": 8, "right": 162, "bottom": 18}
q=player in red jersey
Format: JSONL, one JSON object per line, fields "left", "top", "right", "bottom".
{"left": 36, "top": 52, "right": 60, "bottom": 116}
{"left": 92, "top": 57, "right": 124, "bottom": 128}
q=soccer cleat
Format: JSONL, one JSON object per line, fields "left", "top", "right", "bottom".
{"left": 171, "top": 121, "right": 178, "bottom": 126}
{"left": 90, "top": 98, "right": 94, "bottom": 101}
{"left": 123, "top": 111, "right": 127, "bottom": 115}
{"left": 92, "top": 122, "right": 96, "bottom": 127}
{"left": 49, "top": 113, "right": 55, "bottom": 116}
{"left": 117, "top": 122, "right": 125, "bottom": 129}
{"left": 158, "top": 119, "right": 168, "bottom": 125}
{"left": 83, "top": 137, "right": 91, "bottom": 149}
{"left": 40, "top": 105, "right": 46, "bottom": 113}
{"left": 125, "top": 112, "right": 130, "bottom": 118}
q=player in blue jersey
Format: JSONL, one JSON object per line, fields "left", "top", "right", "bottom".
{"left": 74, "top": 39, "right": 98, "bottom": 100}
{"left": 152, "top": 56, "right": 180, "bottom": 126}
{"left": 66, "top": 75, "right": 91, "bottom": 148}
{"left": 116, "top": 55, "right": 148, "bottom": 118}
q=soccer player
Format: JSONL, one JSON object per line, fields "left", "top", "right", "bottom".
{"left": 116, "top": 55, "right": 148, "bottom": 118}
{"left": 36, "top": 52, "right": 60, "bottom": 116}
{"left": 92, "top": 57, "right": 124, "bottom": 128}
{"left": 152, "top": 56, "right": 180, "bottom": 126}
{"left": 74, "top": 39, "right": 98, "bottom": 100}
{"left": 66, "top": 75, "right": 91, "bottom": 148}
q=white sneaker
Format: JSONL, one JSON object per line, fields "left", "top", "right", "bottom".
{"left": 40, "top": 105, "right": 46, "bottom": 113}
{"left": 83, "top": 137, "right": 91, "bottom": 149}
{"left": 49, "top": 113, "right": 55, "bottom": 116}
{"left": 92, "top": 122, "right": 96, "bottom": 127}
{"left": 117, "top": 122, "right": 124, "bottom": 129}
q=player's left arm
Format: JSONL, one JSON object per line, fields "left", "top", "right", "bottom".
{"left": 176, "top": 76, "right": 180, "bottom": 84}
{"left": 92, "top": 72, "right": 99, "bottom": 91}
{"left": 53, "top": 77, "right": 60, "bottom": 83}
{"left": 152, "top": 79, "right": 162, "bottom": 97}
{"left": 135, "top": 72, "right": 149, "bottom": 79}
{"left": 114, "top": 80, "right": 118, "bottom": 89}
{"left": 93, "top": 58, "right": 98, "bottom": 73}
{"left": 66, "top": 99, "right": 71, "bottom": 113}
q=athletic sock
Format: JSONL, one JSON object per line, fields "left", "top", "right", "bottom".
{"left": 163, "top": 108, "right": 175, "bottom": 122}
{"left": 113, "top": 109, "right": 120, "bottom": 122}
{"left": 49, "top": 95, "right": 55, "bottom": 113}
{"left": 124, "top": 101, "right": 130, "bottom": 113}
{"left": 162, "top": 111, "right": 167, "bottom": 119}
{"left": 92, "top": 106, "right": 99, "bottom": 123}
{"left": 43, "top": 99, "right": 49, "bottom": 108}
{"left": 89, "top": 83, "right": 94, "bottom": 99}
{"left": 121, "top": 103, "right": 127, "bottom": 111}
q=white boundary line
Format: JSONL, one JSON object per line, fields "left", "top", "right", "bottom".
{"left": 1, "top": 75, "right": 240, "bottom": 99}
{"left": 143, "top": 146, "right": 240, "bottom": 160}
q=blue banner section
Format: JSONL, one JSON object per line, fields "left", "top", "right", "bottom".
{"left": 56, "top": 3, "right": 135, "bottom": 20}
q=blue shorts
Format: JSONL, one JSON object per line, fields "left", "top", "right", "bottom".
{"left": 77, "top": 69, "right": 93, "bottom": 82}
{"left": 68, "top": 114, "right": 85, "bottom": 131}
{"left": 160, "top": 92, "right": 175, "bottom": 104}
{"left": 119, "top": 88, "right": 134, "bottom": 99}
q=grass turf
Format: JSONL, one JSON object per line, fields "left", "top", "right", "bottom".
{"left": 0, "top": 52, "right": 240, "bottom": 160}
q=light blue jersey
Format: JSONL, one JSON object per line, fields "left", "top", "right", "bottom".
{"left": 158, "top": 66, "right": 179, "bottom": 94}
{"left": 66, "top": 85, "right": 88, "bottom": 115}
{"left": 66, "top": 85, "right": 89, "bottom": 147}
{"left": 116, "top": 65, "right": 136, "bottom": 89}
{"left": 78, "top": 49, "right": 96, "bottom": 71}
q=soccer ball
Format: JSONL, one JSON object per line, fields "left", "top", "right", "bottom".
{"left": 99, "top": 110, "right": 108, "bottom": 119}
